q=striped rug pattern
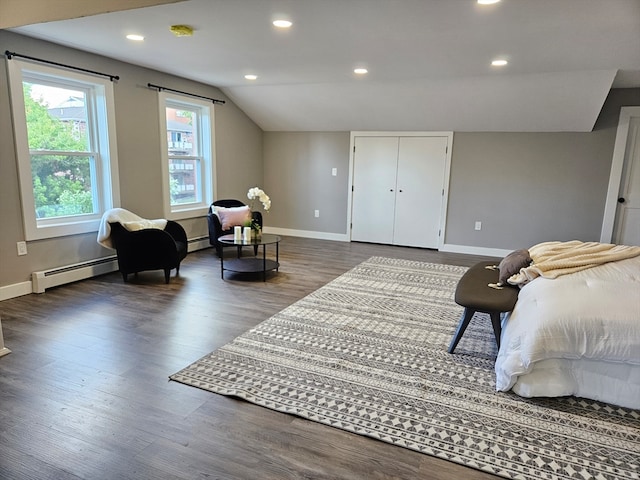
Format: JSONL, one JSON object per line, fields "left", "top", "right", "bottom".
{"left": 171, "top": 256, "right": 640, "bottom": 480}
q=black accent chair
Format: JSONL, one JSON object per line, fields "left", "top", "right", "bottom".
{"left": 109, "top": 220, "right": 188, "bottom": 283}
{"left": 207, "top": 199, "right": 262, "bottom": 257}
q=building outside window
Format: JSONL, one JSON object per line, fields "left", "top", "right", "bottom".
{"left": 7, "top": 59, "right": 120, "bottom": 240}
{"left": 159, "top": 92, "right": 215, "bottom": 219}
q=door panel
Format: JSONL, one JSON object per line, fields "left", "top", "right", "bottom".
{"left": 617, "top": 209, "right": 640, "bottom": 246}
{"left": 393, "top": 136, "right": 448, "bottom": 248}
{"left": 615, "top": 117, "right": 640, "bottom": 246}
{"left": 351, "top": 137, "right": 399, "bottom": 244}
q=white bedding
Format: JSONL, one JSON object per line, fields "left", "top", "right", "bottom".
{"left": 495, "top": 255, "right": 640, "bottom": 410}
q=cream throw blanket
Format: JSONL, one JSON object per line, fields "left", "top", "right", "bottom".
{"left": 508, "top": 240, "right": 640, "bottom": 286}
{"left": 97, "top": 208, "right": 167, "bottom": 249}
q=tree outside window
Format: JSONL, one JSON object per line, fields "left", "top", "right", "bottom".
{"left": 7, "top": 59, "right": 119, "bottom": 240}
{"left": 24, "top": 82, "right": 96, "bottom": 218}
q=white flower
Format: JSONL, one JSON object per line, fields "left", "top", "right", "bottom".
{"left": 247, "top": 187, "right": 271, "bottom": 211}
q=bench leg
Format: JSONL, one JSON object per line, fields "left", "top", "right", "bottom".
{"left": 489, "top": 312, "right": 502, "bottom": 349}
{"left": 448, "top": 308, "right": 475, "bottom": 353}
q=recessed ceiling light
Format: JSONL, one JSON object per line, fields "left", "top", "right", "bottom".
{"left": 273, "top": 19, "right": 292, "bottom": 28}
{"left": 126, "top": 34, "right": 145, "bottom": 41}
{"left": 491, "top": 59, "right": 508, "bottom": 66}
{"left": 354, "top": 68, "right": 368, "bottom": 75}
{"left": 244, "top": 74, "right": 258, "bottom": 80}
{"left": 478, "top": 0, "right": 501, "bottom": 4}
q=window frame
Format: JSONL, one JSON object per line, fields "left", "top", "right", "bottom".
{"left": 7, "top": 59, "right": 120, "bottom": 241}
{"left": 158, "top": 91, "right": 216, "bottom": 220}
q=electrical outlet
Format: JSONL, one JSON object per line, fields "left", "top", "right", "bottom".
{"left": 474, "top": 221, "right": 482, "bottom": 231}
{"left": 17, "top": 241, "right": 28, "bottom": 256}
{"left": 314, "top": 210, "right": 320, "bottom": 218}
{"left": 331, "top": 168, "right": 337, "bottom": 176}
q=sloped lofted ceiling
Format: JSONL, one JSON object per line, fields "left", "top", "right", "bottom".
{"left": 8, "top": 0, "right": 640, "bottom": 132}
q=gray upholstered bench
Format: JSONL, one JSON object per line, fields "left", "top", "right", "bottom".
{"left": 448, "top": 261, "right": 519, "bottom": 353}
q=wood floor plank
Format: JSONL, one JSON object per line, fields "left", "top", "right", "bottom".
{"left": 0, "top": 442, "right": 84, "bottom": 480}
{"left": 0, "top": 237, "right": 499, "bottom": 479}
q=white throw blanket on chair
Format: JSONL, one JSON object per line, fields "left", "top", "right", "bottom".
{"left": 97, "top": 208, "right": 167, "bottom": 249}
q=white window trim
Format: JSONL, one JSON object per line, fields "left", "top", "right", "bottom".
{"left": 7, "top": 59, "right": 120, "bottom": 241}
{"left": 158, "top": 91, "right": 216, "bottom": 220}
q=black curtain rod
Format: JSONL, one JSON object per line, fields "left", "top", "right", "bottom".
{"left": 147, "top": 83, "right": 225, "bottom": 105}
{"left": 4, "top": 50, "right": 119, "bottom": 81}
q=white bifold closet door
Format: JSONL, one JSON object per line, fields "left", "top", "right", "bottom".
{"left": 351, "top": 135, "right": 448, "bottom": 249}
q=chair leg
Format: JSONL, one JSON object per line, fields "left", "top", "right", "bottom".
{"left": 164, "top": 269, "right": 170, "bottom": 284}
{"left": 448, "top": 308, "right": 475, "bottom": 353}
{"left": 489, "top": 312, "right": 502, "bottom": 349}
{"left": 121, "top": 272, "right": 128, "bottom": 282}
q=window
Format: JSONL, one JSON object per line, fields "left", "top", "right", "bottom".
{"left": 158, "top": 92, "right": 215, "bottom": 219}
{"left": 7, "top": 59, "right": 120, "bottom": 240}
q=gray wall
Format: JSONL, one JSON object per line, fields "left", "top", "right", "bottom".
{"left": 446, "top": 88, "right": 639, "bottom": 250}
{"left": 445, "top": 131, "right": 613, "bottom": 249}
{"left": 263, "top": 132, "right": 350, "bottom": 234}
{"left": 1, "top": 29, "right": 639, "bottom": 292}
{"left": 445, "top": 89, "right": 640, "bottom": 250}
{"left": 263, "top": 89, "right": 639, "bottom": 251}
{"left": 0, "top": 31, "right": 262, "bottom": 288}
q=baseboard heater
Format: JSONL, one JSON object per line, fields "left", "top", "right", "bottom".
{"left": 187, "top": 235, "right": 211, "bottom": 252}
{"left": 30, "top": 236, "right": 211, "bottom": 294}
{"left": 32, "top": 256, "right": 118, "bottom": 294}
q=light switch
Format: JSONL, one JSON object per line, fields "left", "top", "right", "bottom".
{"left": 331, "top": 168, "right": 337, "bottom": 176}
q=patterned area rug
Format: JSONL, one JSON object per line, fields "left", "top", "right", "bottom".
{"left": 171, "top": 257, "right": 640, "bottom": 480}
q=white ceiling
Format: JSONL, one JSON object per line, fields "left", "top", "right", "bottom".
{"left": 9, "top": 0, "right": 640, "bottom": 132}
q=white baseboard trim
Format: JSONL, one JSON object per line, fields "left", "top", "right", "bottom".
{"left": 0, "top": 236, "right": 213, "bottom": 302}
{"left": 0, "top": 281, "right": 33, "bottom": 301}
{"left": 263, "top": 226, "right": 350, "bottom": 242}
{"left": 0, "top": 238, "right": 506, "bottom": 301}
{"left": 261, "top": 229, "right": 508, "bottom": 257}
{"left": 441, "top": 243, "right": 510, "bottom": 258}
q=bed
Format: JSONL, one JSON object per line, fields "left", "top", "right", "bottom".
{"left": 494, "top": 241, "right": 640, "bottom": 410}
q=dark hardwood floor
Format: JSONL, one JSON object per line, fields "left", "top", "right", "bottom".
{"left": 0, "top": 237, "right": 501, "bottom": 479}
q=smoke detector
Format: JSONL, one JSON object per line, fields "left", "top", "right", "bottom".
{"left": 169, "top": 25, "right": 194, "bottom": 37}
